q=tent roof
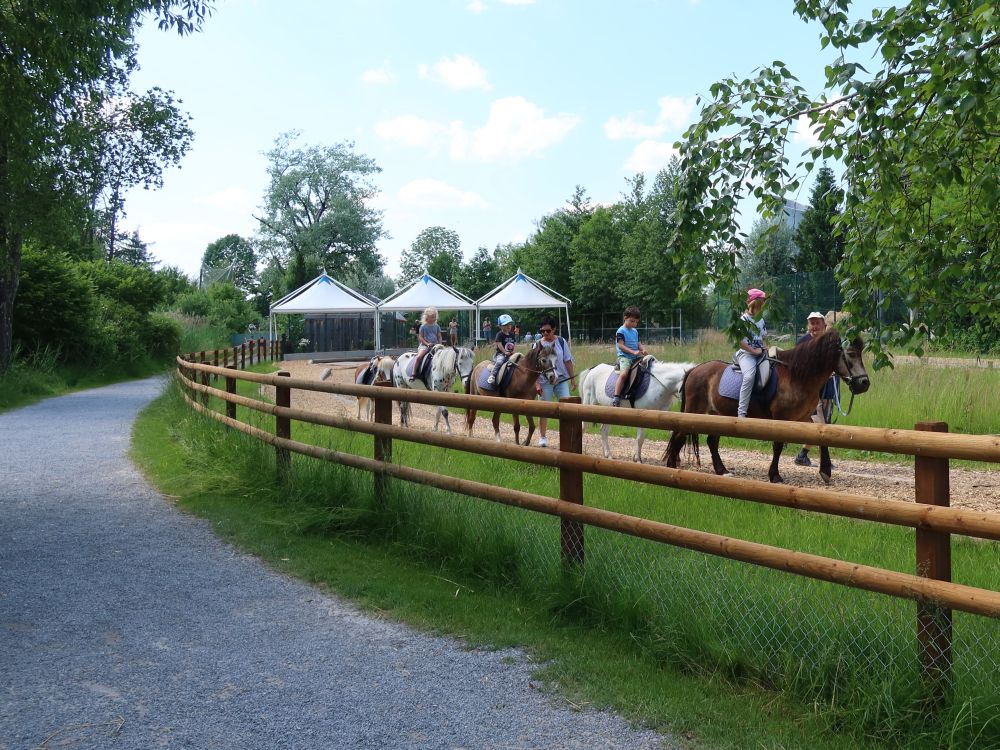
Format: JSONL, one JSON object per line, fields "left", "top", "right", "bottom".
{"left": 378, "top": 272, "right": 475, "bottom": 311}
{"left": 476, "top": 269, "right": 570, "bottom": 309}
{"left": 270, "top": 272, "right": 376, "bottom": 314}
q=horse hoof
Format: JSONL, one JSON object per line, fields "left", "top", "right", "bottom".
{"left": 770, "top": 476, "right": 784, "bottom": 484}
{"left": 722, "top": 471, "right": 733, "bottom": 477}
{"left": 820, "top": 471, "right": 831, "bottom": 484}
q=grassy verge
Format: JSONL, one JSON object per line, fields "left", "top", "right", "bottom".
{"left": 134, "top": 376, "right": 1000, "bottom": 749}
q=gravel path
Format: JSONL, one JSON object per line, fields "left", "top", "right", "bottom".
{"left": 0, "top": 378, "right": 672, "bottom": 749}
{"left": 281, "top": 360, "right": 1000, "bottom": 514}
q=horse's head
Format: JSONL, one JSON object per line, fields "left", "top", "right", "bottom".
{"left": 834, "top": 333, "right": 870, "bottom": 394}
{"left": 430, "top": 344, "right": 458, "bottom": 391}
{"left": 454, "top": 346, "right": 475, "bottom": 383}
{"left": 531, "top": 340, "right": 559, "bottom": 385}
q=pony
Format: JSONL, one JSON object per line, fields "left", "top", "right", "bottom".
{"left": 392, "top": 345, "right": 471, "bottom": 433}
{"left": 466, "top": 342, "right": 559, "bottom": 445}
{"left": 578, "top": 359, "right": 694, "bottom": 462}
{"left": 320, "top": 356, "right": 395, "bottom": 421}
{"left": 663, "top": 329, "right": 870, "bottom": 483}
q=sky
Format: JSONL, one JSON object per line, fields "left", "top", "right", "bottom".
{"left": 123, "top": 0, "right": 841, "bottom": 281}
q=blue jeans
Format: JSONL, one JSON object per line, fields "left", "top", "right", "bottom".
{"left": 538, "top": 379, "right": 570, "bottom": 401}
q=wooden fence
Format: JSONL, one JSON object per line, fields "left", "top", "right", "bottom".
{"left": 175, "top": 351, "right": 1000, "bottom": 700}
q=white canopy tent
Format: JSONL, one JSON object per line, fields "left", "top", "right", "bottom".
{"left": 476, "top": 268, "right": 572, "bottom": 339}
{"left": 269, "top": 272, "right": 380, "bottom": 350}
{"left": 377, "top": 272, "right": 476, "bottom": 347}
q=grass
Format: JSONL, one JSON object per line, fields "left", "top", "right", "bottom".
{"left": 133, "top": 371, "right": 1000, "bottom": 749}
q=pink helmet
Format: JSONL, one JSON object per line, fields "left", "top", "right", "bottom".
{"left": 746, "top": 288, "right": 767, "bottom": 303}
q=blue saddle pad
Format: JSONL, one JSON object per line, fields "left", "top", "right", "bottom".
{"left": 718, "top": 365, "right": 778, "bottom": 404}
{"left": 603, "top": 367, "right": 651, "bottom": 402}
{"left": 406, "top": 353, "right": 432, "bottom": 380}
{"left": 476, "top": 361, "right": 516, "bottom": 392}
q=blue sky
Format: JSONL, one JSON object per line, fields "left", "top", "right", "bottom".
{"left": 124, "top": 0, "right": 840, "bottom": 280}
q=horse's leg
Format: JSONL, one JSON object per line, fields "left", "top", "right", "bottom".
{"left": 601, "top": 424, "right": 611, "bottom": 458}
{"left": 512, "top": 414, "right": 521, "bottom": 445}
{"left": 818, "top": 444, "right": 832, "bottom": 484}
{"left": 663, "top": 431, "right": 686, "bottom": 466}
{"left": 399, "top": 401, "right": 408, "bottom": 427}
{"left": 523, "top": 415, "right": 534, "bottom": 446}
{"left": 769, "top": 441, "right": 785, "bottom": 484}
{"left": 492, "top": 412, "right": 502, "bottom": 442}
{"left": 441, "top": 406, "right": 452, "bottom": 435}
{"left": 707, "top": 434, "right": 729, "bottom": 475}
{"left": 635, "top": 427, "right": 645, "bottom": 463}
{"left": 466, "top": 408, "right": 477, "bottom": 436}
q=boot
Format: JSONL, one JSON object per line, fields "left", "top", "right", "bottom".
{"left": 794, "top": 448, "right": 812, "bottom": 467}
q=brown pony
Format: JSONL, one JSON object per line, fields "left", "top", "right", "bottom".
{"left": 466, "top": 342, "right": 559, "bottom": 445}
{"left": 663, "top": 329, "right": 870, "bottom": 483}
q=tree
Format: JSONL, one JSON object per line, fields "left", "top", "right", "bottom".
{"left": 201, "top": 234, "right": 257, "bottom": 292}
{"left": 82, "top": 87, "right": 193, "bottom": 262}
{"left": 0, "top": 0, "right": 211, "bottom": 372}
{"left": 455, "top": 245, "right": 503, "bottom": 301}
{"left": 794, "top": 166, "right": 844, "bottom": 272}
{"left": 255, "top": 131, "right": 385, "bottom": 281}
{"left": 518, "top": 186, "right": 593, "bottom": 296}
{"left": 397, "top": 226, "right": 462, "bottom": 284}
{"left": 672, "top": 0, "right": 1000, "bottom": 363}
{"left": 569, "top": 208, "right": 623, "bottom": 315}
{"left": 739, "top": 219, "right": 798, "bottom": 284}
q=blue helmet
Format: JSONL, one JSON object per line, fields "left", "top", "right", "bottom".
{"left": 497, "top": 314, "right": 513, "bottom": 326}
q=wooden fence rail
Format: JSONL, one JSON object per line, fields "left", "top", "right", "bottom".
{"left": 175, "top": 351, "right": 1000, "bottom": 697}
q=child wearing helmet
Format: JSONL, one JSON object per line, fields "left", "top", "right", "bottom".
{"left": 488, "top": 314, "right": 517, "bottom": 386}
{"left": 735, "top": 288, "right": 768, "bottom": 418}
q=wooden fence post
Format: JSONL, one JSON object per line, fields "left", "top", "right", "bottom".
{"left": 241, "top": 342, "right": 246, "bottom": 369}
{"left": 915, "top": 420, "right": 952, "bottom": 704}
{"left": 225, "top": 363, "right": 237, "bottom": 422}
{"left": 374, "top": 382, "right": 393, "bottom": 502}
{"left": 275, "top": 371, "right": 291, "bottom": 482}
{"left": 199, "top": 351, "right": 209, "bottom": 406}
{"left": 559, "top": 396, "right": 585, "bottom": 565}
{"left": 212, "top": 349, "right": 219, "bottom": 383}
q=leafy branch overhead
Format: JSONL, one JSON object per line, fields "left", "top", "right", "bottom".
{"left": 672, "top": 0, "right": 999, "bottom": 364}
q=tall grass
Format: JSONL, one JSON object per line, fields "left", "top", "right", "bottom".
{"left": 157, "top": 374, "right": 1000, "bottom": 748}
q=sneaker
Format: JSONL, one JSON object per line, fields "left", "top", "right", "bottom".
{"left": 794, "top": 451, "right": 812, "bottom": 467}
{"left": 611, "top": 396, "right": 621, "bottom": 407}
{"left": 538, "top": 437, "right": 548, "bottom": 448}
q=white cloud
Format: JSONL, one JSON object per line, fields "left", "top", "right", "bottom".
{"left": 418, "top": 54, "right": 491, "bottom": 91}
{"left": 624, "top": 140, "right": 679, "bottom": 172}
{"left": 604, "top": 95, "right": 696, "bottom": 140}
{"left": 197, "top": 186, "right": 255, "bottom": 211}
{"left": 466, "top": 0, "right": 488, "bottom": 12}
{"left": 375, "top": 115, "right": 446, "bottom": 148}
{"left": 360, "top": 61, "right": 394, "bottom": 86}
{"left": 376, "top": 97, "right": 579, "bottom": 163}
{"left": 454, "top": 96, "right": 580, "bottom": 162}
{"left": 397, "top": 179, "right": 488, "bottom": 209}
{"left": 791, "top": 113, "right": 822, "bottom": 147}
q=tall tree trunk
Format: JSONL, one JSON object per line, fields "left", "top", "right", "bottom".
{"left": 0, "top": 231, "right": 22, "bottom": 373}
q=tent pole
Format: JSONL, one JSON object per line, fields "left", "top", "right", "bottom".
{"left": 564, "top": 306, "right": 572, "bottom": 341}
{"left": 374, "top": 310, "right": 381, "bottom": 352}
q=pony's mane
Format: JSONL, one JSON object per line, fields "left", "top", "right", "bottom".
{"left": 781, "top": 328, "right": 841, "bottom": 381}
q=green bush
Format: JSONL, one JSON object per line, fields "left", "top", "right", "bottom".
{"left": 175, "top": 283, "right": 257, "bottom": 333}
{"left": 13, "top": 246, "right": 95, "bottom": 359}
{"left": 147, "top": 313, "right": 183, "bottom": 361}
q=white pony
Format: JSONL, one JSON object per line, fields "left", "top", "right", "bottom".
{"left": 579, "top": 360, "right": 694, "bottom": 462}
{"left": 392, "top": 345, "right": 474, "bottom": 433}
{"left": 320, "top": 356, "right": 395, "bottom": 421}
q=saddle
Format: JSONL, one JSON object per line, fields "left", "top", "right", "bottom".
{"left": 406, "top": 346, "right": 438, "bottom": 387}
{"left": 604, "top": 355, "right": 655, "bottom": 406}
{"left": 477, "top": 352, "right": 523, "bottom": 395}
{"left": 732, "top": 346, "right": 778, "bottom": 390}
{"left": 356, "top": 357, "right": 380, "bottom": 386}
{"left": 719, "top": 349, "right": 780, "bottom": 408}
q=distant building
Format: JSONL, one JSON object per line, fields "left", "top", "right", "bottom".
{"left": 782, "top": 198, "right": 808, "bottom": 230}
